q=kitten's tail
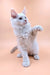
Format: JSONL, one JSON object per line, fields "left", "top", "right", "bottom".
{"left": 10, "top": 46, "right": 18, "bottom": 53}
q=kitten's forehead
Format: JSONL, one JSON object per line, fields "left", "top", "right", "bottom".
{"left": 18, "top": 13, "right": 26, "bottom": 17}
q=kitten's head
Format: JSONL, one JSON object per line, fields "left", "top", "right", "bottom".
{"left": 11, "top": 8, "right": 28, "bottom": 26}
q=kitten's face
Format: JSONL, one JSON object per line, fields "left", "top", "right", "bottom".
{"left": 11, "top": 8, "right": 28, "bottom": 26}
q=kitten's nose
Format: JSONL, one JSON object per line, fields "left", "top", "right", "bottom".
{"left": 24, "top": 20, "right": 27, "bottom": 24}
{"left": 24, "top": 20, "right": 27, "bottom": 22}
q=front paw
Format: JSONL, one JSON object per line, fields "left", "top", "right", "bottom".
{"left": 34, "top": 25, "right": 43, "bottom": 31}
{"left": 22, "top": 61, "right": 30, "bottom": 67}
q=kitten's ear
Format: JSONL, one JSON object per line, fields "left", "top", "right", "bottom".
{"left": 11, "top": 9, "right": 18, "bottom": 18}
{"left": 22, "top": 7, "right": 26, "bottom": 15}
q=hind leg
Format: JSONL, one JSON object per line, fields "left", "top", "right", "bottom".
{"left": 33, "top": 50, "right": 39, "bottom": 60}
{"left": 28, "top": 52, "right": 39, "bottom": 60}
{"left": 17, "top": 53, "right": 22, "bottom": 58}
{"left": 34, "top": 54, "right": 39, "bottom": 60}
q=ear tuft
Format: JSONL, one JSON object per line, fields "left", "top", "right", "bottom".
{"left": 22, "top": 7, "right": 26, "bottom": 15}
{"left": 11, "top": 8, "right": 17, "bottom": 18}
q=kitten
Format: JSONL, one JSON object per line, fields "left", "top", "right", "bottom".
{"left": 10, "top": 8, "right": 43, "bottom": 67}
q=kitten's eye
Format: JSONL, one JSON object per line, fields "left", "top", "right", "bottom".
{"left": 25, "top": 17, "right": 26, "bottom": 18}
{"left": 19, "top": 17, "right": 22, "bottom": 20}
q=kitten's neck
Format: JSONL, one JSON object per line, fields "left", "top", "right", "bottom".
{"left": 13, "top": 23, "right": 31, "bottom": 36}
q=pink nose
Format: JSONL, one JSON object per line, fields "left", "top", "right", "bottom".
{"left": 24, "top": 20, "right": 27, "bottom": 22}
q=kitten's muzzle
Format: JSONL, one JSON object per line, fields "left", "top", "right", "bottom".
{"left": 24, "top": 20, "right": 27, "bottom": 24}
{"left": 24, "top": 20, "right": 27, "bottom": 22}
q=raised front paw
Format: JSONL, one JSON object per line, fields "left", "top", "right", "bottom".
{"left": 22, "top": 61, "right": 30, "bottom": 67}
{"left": 34, "top": 25, "right": 43, "bottom": 31}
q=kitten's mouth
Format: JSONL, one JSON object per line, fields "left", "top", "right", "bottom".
{"left": 24, "top": 22, "right": 27, "bottom": 25}
{"left": 23, "top": 20, "right": 27, "bottom": 25}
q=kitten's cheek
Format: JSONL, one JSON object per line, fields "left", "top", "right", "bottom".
{"left": 21, "top": 22, "right": 24, "bottom": 25}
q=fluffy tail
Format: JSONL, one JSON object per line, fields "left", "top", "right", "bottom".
{"left": 10, "top": 46, "right": 18, "bottom": 53}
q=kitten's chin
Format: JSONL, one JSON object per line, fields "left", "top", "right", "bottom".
{"left": 23, "top": 21, "right": 27, "bottom": 25}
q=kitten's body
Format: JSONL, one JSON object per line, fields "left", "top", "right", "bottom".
{"left": 15, "top": 23, "right": 39, "bottom": 55}
{"left": 10, "top": 8, "right": 43, "bottom": 67}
